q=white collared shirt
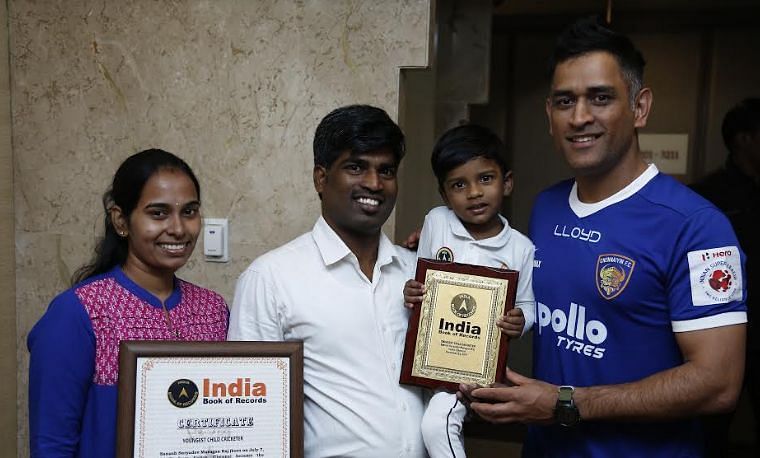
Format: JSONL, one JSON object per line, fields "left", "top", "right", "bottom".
{"left": 228, "top": 217, "right": 426, "bottom": 458}
{"left": 417, "top": 206, "right": 536, "bottom": 334}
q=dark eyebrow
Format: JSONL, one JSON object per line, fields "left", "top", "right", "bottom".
{"left": 550, "top": 86, "right": 617, "bottom": 98}
{"left": 444, "top": 174, "right": 465, "bottom": 185}
{"left": 550, "top": 90, "right": 575, "bottom": 99}
{"left": 144, "top": 201, "right": 200, "bottom": 210}
{"left": 587, "top": 86, "right": 617, "bottom": 95}
{"left": 378, "top": 161, "right": 398, "bottom": 170}
{"left": 341, "top": 157, "right": 368, "bottom": 166}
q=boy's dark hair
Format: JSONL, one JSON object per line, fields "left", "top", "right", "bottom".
{"left": 431, "top": 124, "right": 509, "bottom": 187}
{"left": 722, "top": 98, "right": 760, "bottom": 153}
{"left": 548, "top": 16, "right": 646, "bottom": 107}
{"left": 313, "top": 104, "right": 405, "bottom": 168}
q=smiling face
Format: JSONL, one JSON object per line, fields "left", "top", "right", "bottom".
{"left": 314, "top": 148, "right": 398, "bottom": 240}
{"left": 546, "top": 51, "right": 651, "bottom": 179}
{"left": 440, "top": 156, "right": 512, "bottom": 240}
{"left": 112, "top": 168, "right": 201, "bottom": 280}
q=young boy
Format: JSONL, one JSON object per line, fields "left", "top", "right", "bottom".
{"left": 403, "top": 124, "right": 536, "bottom": 458}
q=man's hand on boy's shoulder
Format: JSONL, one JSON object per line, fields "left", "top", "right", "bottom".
{"left": 403, "top": 279, "right": 425, "bottom": 309}
{"left": 400, "top": 227, "right": 422, "bottom": 250}
{"left": 497, "top": 308, "right": 525, "bottom": 338}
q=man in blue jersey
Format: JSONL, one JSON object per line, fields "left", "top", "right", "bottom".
{"left": 461, "top": 17, "right": 747, "bottom": 457}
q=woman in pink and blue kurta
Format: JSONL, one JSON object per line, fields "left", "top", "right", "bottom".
{"left": 27, "top": 149, "right": 229, "bottom": 458}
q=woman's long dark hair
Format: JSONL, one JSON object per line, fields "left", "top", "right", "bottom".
{"left": 71, "top": 149, "right": 201, "bottom": 285}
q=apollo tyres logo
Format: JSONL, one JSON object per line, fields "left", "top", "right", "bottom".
{"left": 688, "top": 246, "right": 743, "bottom": 306}
{"left": 538, "top": 302, "right": 608, "bottom": 359}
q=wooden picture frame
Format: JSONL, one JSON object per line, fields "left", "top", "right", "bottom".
{"left": 116, "top": 340, "right": 303, "bottom": 458}
{"left": 400, "top": 258, "right": 518, "bottom": 391}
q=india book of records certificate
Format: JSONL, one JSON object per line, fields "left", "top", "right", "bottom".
{"left": 400, "top": 259, "right": 517, "bottom": 391}
{"left": 132, "top": 356, "right": 290, "bottom": 458}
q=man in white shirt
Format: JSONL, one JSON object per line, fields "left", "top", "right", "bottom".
{"left": 228, "top": 104, "right": 426, "bottom": 458}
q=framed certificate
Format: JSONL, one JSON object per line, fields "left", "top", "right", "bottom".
{"left": 116, "top": 341, "right": 303, "bottom": 458}
{"left": 400, "top": 258, "right": 518, "bottom": 391}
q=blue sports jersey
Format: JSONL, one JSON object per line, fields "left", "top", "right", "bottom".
{"left": 526, "top": 166, "right": 747, "bottom": 457}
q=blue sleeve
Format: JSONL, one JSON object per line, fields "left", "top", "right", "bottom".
{"left": 667, "top": 207, "right": 747, "bottom": 326}
{"left": 28, "top": 289, "right": 96, "bottom": 457}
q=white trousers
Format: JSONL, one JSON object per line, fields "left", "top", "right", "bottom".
{"left": 421, "top": 391, "right": 467, "bottom": 458}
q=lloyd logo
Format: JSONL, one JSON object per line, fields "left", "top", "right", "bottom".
{"left": 553, "top": 225, "right": 602, "bottom": 243}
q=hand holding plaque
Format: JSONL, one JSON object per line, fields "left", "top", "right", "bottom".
{"left": 400, "top": 258, "right": 518, "bottom": 391}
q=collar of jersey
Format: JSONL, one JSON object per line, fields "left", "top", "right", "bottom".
{"left": 448, "top": 209, "right": 512, "bottom": 247}
{"left": 569, "top": 163, "right": 659, "bottom": 218}
{"left": 312, "top": 215, "right": 398, "bottom": 268}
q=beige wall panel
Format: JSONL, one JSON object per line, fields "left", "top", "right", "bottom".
{"left": 10, "top": 1, "right": 430, "bottom": 455}
{"left": 632, "top": 32, "right": 702, "bottom": 181}
{"left": 1, "top": 0, "right": 17, "bottom": 455}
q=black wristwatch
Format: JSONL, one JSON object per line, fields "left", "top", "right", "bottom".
{"left": 554, "top": 385, "right": 581, "bottom": 427}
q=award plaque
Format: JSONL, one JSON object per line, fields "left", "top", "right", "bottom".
{"left": 116, "top": 341, "right": 303, "bottom": 458}
{"left": 400, "top": 258, "right": 518, "bottom": 391}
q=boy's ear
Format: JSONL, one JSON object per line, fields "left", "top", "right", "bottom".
{"left": 438, "top": 186, "right": 451, "bottom": 208}
{"left": 502, "top": 170, "right": 514, "bottom": 197}
{"left": 313, "top": 165, "right": 327, "bottom": 194}
{"left": 110, "top": 205, "right": 129, "bottom": 237}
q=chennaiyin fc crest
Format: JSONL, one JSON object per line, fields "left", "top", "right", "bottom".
{"left": 596, "top": 254, "right": 635, "bottom": 300}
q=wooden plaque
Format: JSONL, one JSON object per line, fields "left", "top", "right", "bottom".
{"left": 400, "top": 258, "right": 518, "bottom": 391}
{"left": 116, "top": 341, "right": 303, "bottom": 458}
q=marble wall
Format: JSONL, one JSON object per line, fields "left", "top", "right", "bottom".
{"left": 10, "top": 0, "right": 429, "bottom": 454}
{"left": 1, "top": 2, "right": 17, "bottom": 456}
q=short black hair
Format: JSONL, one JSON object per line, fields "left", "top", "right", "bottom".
{"left": 431, "top": 124, "right": 509, "bottom": 187}
{"left": 313, "top": 104, "right": 405, "bottom": 168}
{"left": 722, "top": 98, "right": 760, "bottom": 153}
{"left": 548, "top": 16, "right": 646, "bottom": 106}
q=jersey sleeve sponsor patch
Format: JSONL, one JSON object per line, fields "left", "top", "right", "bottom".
{"left": 688, "top": 246, "right": 743, "bottom": 306}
